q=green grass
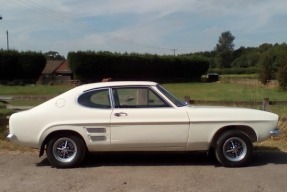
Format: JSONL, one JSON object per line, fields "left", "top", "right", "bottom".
{"left": 163, "top": 82, "right": 287, "bottom": 102}
{"left": 0, "top": 84, "right": 74, "bottom": 96}
{"left": 219, "top": 74, "right": 259, "bottom": 79}
{"left": 1, "top": 82, "right": 285, "bottom": 102}
{"left": 1, "top": 82, "right": 287, "bottom": 112}
{"left": 163, "top": 82, "right": 287, "bottom": 118}
{"left": 0, "top": 84, "right": 75, "bottom": 107}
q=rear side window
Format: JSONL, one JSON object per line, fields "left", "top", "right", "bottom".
{"left": 78, "top": 89, "right": 111, "bottom": 109}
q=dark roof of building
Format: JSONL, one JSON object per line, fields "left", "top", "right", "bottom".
{"left": 42, "top": 60, "right": 71, "bottom": 74}
{"left": 55, "top": 60, "right": 71, "bottom": 74}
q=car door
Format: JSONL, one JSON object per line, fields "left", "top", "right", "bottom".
{"left": 77, "top": 88, "right": 112, "bottom": 146}
{"left": 110, "top": 86, "right": 190, "bottom": 150}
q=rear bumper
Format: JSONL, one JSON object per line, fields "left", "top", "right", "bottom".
{"left": 270, "top": 128, "right": 280, "bottom": 137}
{"left": 7, "top": 133, "right": 15, "bottom": 141}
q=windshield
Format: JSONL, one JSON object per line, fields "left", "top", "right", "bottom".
{"left": 156, "top": 84, "right": 187, "bottom": 107}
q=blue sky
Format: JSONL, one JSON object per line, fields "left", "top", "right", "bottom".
{"left": 0, "top": 0, "right": 286, "bottom": 57}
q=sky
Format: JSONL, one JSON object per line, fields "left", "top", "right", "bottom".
{"left": 0, "top": 0, "right": 286, "bottom": 57}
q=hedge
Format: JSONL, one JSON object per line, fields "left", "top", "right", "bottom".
{"left": 0, "top": 50, "right": 46, "bottom": 84}
{"left": 68, "top": 51, "right": 209, "bottom": 82}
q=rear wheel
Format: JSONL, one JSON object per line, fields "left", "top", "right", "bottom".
{"left": 215, "top": 130, "right": 253, "bottom": 167}
{"left": 46, "top": 134, "right": 86, "bottom": 168}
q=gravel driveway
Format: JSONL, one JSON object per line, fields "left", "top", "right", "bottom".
{"left": 0, "top": 150, "right": 287, "bottom": 192}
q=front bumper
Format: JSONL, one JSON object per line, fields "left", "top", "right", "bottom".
{"left": 270, "top": 128, "right": 280, "bottom": 137}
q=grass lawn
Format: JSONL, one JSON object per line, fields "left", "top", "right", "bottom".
{"left": 2, "top": 82, "right": 287, "bottom": 102}
{"left": 163, "top": 82, "right": 287, "bottom": 102}
{"left": 0, "top": 84, "right": 74, "bottom": 96}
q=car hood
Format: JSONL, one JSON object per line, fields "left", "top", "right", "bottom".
{"left": 184, "top": 105, "right": 279, "bottom": 122}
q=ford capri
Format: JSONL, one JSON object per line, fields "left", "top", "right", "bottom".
{"left": 7, "top": 81, "right": 279, "bottom": 168}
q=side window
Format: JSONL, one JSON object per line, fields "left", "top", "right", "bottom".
{"left": 112, "top": 87, "right": 170, "bottom": 108}
{"left": 78, "top": 89, "right": 111, "bottom": 109}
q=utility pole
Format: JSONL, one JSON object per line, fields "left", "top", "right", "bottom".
{"left": 0, "top": 15, "right": 2, "bottom": 48}
{"left": 6, "top": 30, "right": 9, "bottom": 50}
{"left": 1, "top": 16, "right": 10, "bottom": 50}
{"left": 171, "top": 49, "right": 178, "bottom": 56}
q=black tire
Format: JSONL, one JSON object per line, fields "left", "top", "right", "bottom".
{"left": 46, "top": 134, "right": 86, "bottom": 168}
{"left": 215, "top": 130, "right": 253, "bottom": 167}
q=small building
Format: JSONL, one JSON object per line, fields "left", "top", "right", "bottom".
{"left": 38, "top": 60, "right": 72, "bottom": 84}
{"left": 206, "top": 73, "right": 219, "bottom": 82}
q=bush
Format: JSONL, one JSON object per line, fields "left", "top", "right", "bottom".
{"left": 277, "top": 56, "right": 287, "bottom": 90}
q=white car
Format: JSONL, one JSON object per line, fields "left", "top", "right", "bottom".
{"left": 7, "top": 81, "right": 279, "bottom": 168}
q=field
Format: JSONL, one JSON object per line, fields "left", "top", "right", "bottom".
{"left": 1, "top": 81, "right": 287, "bottom": 104}
{"left": 1, "top": 81, "right": 287, "bottom": 151}
{"left": 164, "top": 82, "right": 287, "bottom": 114}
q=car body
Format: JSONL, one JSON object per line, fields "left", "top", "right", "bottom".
{"left": 8, "top": 81, "right": 279, "bottom": 168}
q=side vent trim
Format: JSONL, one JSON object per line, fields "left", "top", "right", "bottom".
{"left": 90, "top": 136, "right": 107, "bottom": 142}
{"left": 86, "top": 128, "right": 106, "bottom": 133}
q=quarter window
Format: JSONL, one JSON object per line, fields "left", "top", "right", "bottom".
{"left": 156, "top": 84, "right": 186, "bottom": 107}
{"left": 78, "top": 89, "right": 111, "bottom": 109}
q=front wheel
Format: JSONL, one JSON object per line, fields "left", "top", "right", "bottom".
{"left": 215, "top": 130, "right": 253, "bottom": 167}
{"left": 46, "top": 134, "right": 86, "bottom": 168}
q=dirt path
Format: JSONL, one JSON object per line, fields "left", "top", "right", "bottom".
{"left": 0, "top": 151, "right": 287, "bottom": 192}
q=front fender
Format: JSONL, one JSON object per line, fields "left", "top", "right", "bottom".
{"left": 187, "top": 122, "right": 257, "bottom": 151}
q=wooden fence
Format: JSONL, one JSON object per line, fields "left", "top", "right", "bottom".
{"left": 222, "top": 77, "right": 279, "bottom": 88}
{"left": 184, "top": 96, "right": 287, "bottom": 111}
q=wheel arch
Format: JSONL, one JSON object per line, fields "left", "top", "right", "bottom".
{"left": 209, "top": 125, "right": 257, "bottom": 150}
{"left": 39, "top": 130, "right": 87, "bottom": 157}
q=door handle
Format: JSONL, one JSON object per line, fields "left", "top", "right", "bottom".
{"left": 114, "top": 112, "right": 128, "bottom": 117}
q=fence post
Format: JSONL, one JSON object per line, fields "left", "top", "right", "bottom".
{"left": 184, "top": 96, "right": 191, "bottom": 104}
{"left": 263, "top": 98, "right": 269, "bottom": 111}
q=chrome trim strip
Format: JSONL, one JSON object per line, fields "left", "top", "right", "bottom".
{"left": 111, "top": 121, "right": 188, "bottom": 126}
{"left": 109, "top": 87, "right": 115, "bottom": 109}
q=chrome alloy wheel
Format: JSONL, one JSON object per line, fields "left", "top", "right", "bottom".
{"left": 223, "top": 137, "right": 247, "bottom": 162}
{"left": 52, "top": 138, "right": 78, "bottom": 163}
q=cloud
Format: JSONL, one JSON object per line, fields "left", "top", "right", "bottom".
{"left": 1, "top": 0, "right": 286, "bottom": 55}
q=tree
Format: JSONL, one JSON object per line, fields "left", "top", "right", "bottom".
{"left": 214, "top": 31, "right": 235, "bottom": 68}
{"left": 277, "top": 56, "right": 287, "bottom": 90}
{"left": 215, "top": 31, "right": 235, "bottom": 52}
{"left": 259, "top": 54, "right": 275, "bottom": 84}
{"left": 44, "top": 51, "right": 65, "bottom": 60}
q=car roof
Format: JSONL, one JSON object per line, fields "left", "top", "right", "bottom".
{"left": 76, "top": 81, "right": 158, "bottom": 91}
